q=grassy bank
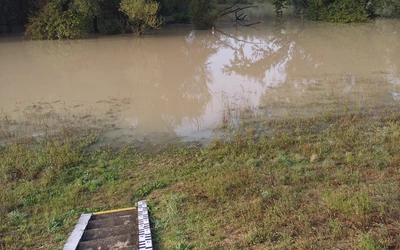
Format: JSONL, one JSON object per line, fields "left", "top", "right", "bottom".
{"left": 1, "top": 107, "right": 400, "bottom": 249}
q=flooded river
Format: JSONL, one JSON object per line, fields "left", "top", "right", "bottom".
{"left": 1, "top": 16, "right": 400, "bottom": 144}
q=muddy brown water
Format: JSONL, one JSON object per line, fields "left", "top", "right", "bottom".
{"left": 1, "top": 17, "right": 400, "bottom": 144}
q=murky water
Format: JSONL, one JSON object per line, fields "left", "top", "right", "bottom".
{"left": 1, "top": 17, "right": 400, "bottom": 144}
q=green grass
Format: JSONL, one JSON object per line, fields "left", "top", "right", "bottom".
{"left": 1, "top": 107, "right": 400, "bottom": 249}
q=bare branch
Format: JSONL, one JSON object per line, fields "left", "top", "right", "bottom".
{"left": 218, "top": 5, "right": 258, "bottom": 18}
{"left": 216, "top": 29, "right": 262, "bottom": 46}
{"left": 243, "top": 21, "right": 261, "bottom": 27}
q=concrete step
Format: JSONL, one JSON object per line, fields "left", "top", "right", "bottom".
{"left": 91, "top": 210, "right": 135, "bottom": 221}
{"left": 86, "top": 215, "right": 137, "bottom": 230}
{"left": 81, "top": 224, "right": 136, "bottom": 241}
{"left": 63, "top": 205, "right": 149, "bottom": 250}
{"left": 77, "top": 234, "right": 138, "bottom": 250}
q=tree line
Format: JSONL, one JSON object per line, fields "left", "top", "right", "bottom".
{"left": 0, "top": 0, "right": 399, "bottom": 39}
{"left": 275, "top": 0, "right": 400, "bottom": 22}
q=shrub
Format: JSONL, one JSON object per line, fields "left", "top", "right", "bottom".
{"left": 162, "top": 0, "right": 191, "bottom": 22}
{"left": 382, "top": 0, "right": 400, "bottom": 17}
{"left": 288, "top": 0, "right": 374, "bottom": 22}
{"left": 304, "top": 2, "right": 323, "bottom": 20}
{"left": 163, "top": 0, "right": 190, "bottom": 15}
{"left": 98, "top": 16, "right": 123, "bottom": 35}
{"left": 25, "top": 1, "right": 90, "bottom": 40}
{"left": 322, "top": 0, "right": 369, "bottom": 22}
{"left": 119, "top": 0, "right": 163, "bottom": 35}
{"left": 189, "top": 0, "right": 216, "bottom": 30}
{"left": 393, "top": 4, "right": 400, "bottom": 16}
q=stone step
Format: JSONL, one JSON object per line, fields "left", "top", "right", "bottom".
{"left": 86, "top": 215, "right": 137, "bottom": 230}
{"left": 81, "top": 224, "right": 136, "bottom": 241}
{"left": 77, "top": 234, "right": 138, "bottom": 250}
{"left": 91, "top": 210, "right": 135, "bottom": 221}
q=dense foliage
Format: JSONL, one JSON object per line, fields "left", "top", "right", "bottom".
{"left": 159, "top": 0, "right": 191, "bottom": 22}
{"left": 302, "top": 0, "right": 369, "bottom": 22}
{"left": 119, "top": 0, "right": 163, "bottom": 34}
{"left": 1, "top": 0, "right": 400, "bottom": 38}
{"left": 286, "top": 0, "right": 400, "bottom": 22}
{"left": 189, "top": 0, "right": 216, "bottom": 29}
{"left": 25, "top": 1, "right": 90, "bottom": 40}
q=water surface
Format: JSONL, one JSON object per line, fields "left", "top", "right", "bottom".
{"left": 1, "top": 18, "right": 399, "bottom": 144}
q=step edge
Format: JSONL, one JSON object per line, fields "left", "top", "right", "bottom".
{"left": 84, "top": 224, "right": 135, "bottom": 233}
{"left": 78, "top": 233, "right": 136, "bottom": 245}
{"left": 92, "top": 207, "right": 136, "bottom": 216}
{"left": 81, "top": 225, "right": 136, "bottom": 241}
{"left": 88, "top": 214, "right": 135, "bottom": 222}
{"left": 89, "top": 214, "right": 135, "bottom": 223}
{"left": 86, "top": 218, "right": 137, "bottom": 230}
{"left": 91, "top": 210, "right": 136, "bottom": 220}
{"left": 85, "top": 221, "right": 137, "bottom": 231}
{"left": 62, "top": 213, "right": 92, "bottom": 250}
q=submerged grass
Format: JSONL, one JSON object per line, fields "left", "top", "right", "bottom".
{"left": 1, "top": 106, "right": 400, "bottom": 249}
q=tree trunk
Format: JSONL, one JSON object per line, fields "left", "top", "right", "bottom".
{"left": 6, "top": 13, "right": 12, "bottom": 33}
{"left": 93, "top": 16, "right": 99, "bottom": 33}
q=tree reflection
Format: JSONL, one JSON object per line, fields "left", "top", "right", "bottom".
{"left": 208, "top": 18, "right": 400, "bottom": 118}
{"left": 215, "top": 19, "right": 400, "bottom": 87}
{"left": 215, "top": 19, "right": 305, "bottom": 86}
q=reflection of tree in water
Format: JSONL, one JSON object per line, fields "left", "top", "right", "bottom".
{"left": 216, "top": 19, "right": 305, "bottom": 86}
{"left": 216, "top": 19, "right": 400, "bottom": 86}
{"left": 211, "top": 19, "right": 400, "bottom": 117}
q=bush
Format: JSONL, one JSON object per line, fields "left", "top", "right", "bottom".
{"left": 393, "top": 4, "right": 400, "bottom": 16}
{"left": 98, "top": 16, "right": 122, "bottom": 35}
{"left": 163, "top": 0, "right": 190, "bottom": 15}
{"left": 25, "top": 1, "right": 90, "bottom": 40}
{"left": 119, "top": 0, "right": 163, "bottom": 35}
{"left": 381, "top": 0, "right": 400, "bottom": 17}
{"left": 322, "top": 0, "right": 369, "bottom": 22}
{"left": 304, "top": 2, "right": 323, "bottom": 20}
{"left": 161, "top": 0, "right": 190, "bottom": 22}
{"left": 301, "top": 0, "right": 369, "bottom": 22}
{"left": 189, "top": 0, "right": 216, "bottom": 30}
{"left": 289, "top": 0, "right": 377, "bottom": 22}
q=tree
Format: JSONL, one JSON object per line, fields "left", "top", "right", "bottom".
{"left": 25, "top": 0, "right": 126, "bottom": 38}
{"left": 25, "top": 0, "right": 90, "bottom": 40}
{"left": 73, "top": 0, "right": 102, "bottom": 32}
{"left": 160, "top": 0, "right": 191, "bottom": 22}
{"left": 119, "top": 0, "right": 163, "bottom": 35}
{"left": 286, "top": 0, "right": 400, "bottom": 21}
{"left": 189, "top": 0, "right": 216, "bottom": 29}
{"left": 0, "top": 0, "right": 14, "bottom": 33}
